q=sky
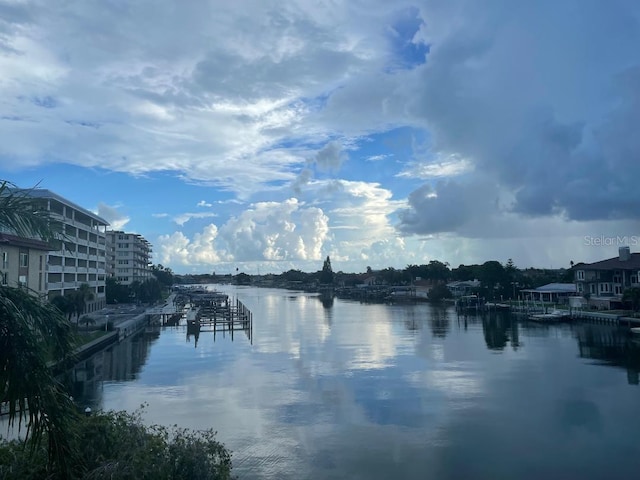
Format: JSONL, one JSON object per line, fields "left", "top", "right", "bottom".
{"left": 1, "top": 0, "right": 640, "bottom": 275}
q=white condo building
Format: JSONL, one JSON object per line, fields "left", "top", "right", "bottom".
{"left": 24, "top": 189, "right": 109, "bottom": 311}
{"left": 106, "top": 231, "right": 153, "bottom": 285}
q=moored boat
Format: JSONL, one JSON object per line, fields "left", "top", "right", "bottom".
{"left": 529, "top": 309, "right": 569, "bottom": 322}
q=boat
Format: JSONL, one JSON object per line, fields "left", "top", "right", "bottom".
{"left": 528, "top": 309, "right": 569, "bottom": 322}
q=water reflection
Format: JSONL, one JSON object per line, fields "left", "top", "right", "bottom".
{"left": 428, "top": 305, "right": 450, "bottom": 338}
{"left": 574, "top": 324, "right": 640, "bottom": 385}
{"left": 57, "top": 287, "right": 640, "bottom": 480}
{"left": 481, "top": 313, "right": 510, "bottom": 350}
{"left": 59, "top": 327, "right": 160, "bottom": 409}
{"left": 317, "top": 293, "right": 334, "bottom": 326}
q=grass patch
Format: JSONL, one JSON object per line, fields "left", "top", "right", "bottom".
{"left": 71, "top": 330, "right": 110, "bottom": 349}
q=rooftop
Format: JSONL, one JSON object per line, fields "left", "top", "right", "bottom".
{"left": 20, "top": 188, "right": 109, "bottom": 226}
{"left": 521, "top": 283, "right": 576, "bottom": 293}
{"left": 573, "top": 253, "right": 640, "bottom": 271}
{"left": 0, "top": 232, "right": 52, "bottom": 251}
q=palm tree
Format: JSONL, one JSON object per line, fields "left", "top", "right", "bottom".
{"left": 0, "top": 181, "right": 76, "bottom": 475}
{"left": 73, "top": 282, "right": 94, "bottom": 326}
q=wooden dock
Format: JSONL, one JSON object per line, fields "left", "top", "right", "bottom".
{"left": 186, "top": 298, "right": 253, "bottom": 344}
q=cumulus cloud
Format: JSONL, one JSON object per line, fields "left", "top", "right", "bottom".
{"left": 196, "top": 200, "right": 213, "bottom": 208}
{"left": 218, "top": 198, "right": 329, "bottom": 261}
{"left": 157, "top": 198, "right": 330, "bottom": 267}
{"left": 155, "top": 181, "right": 411, "bottom": 271}
{"left": 157, "top": 225, "right": 228, "bottom": 267}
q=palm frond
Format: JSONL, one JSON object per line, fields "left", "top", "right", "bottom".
{"left": 0, "top": 181, "right": 63, "bottom": 245}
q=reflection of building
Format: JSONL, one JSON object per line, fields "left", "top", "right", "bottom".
{"left": 24, "top": 189, "right": 109, "bottom": 311}
{"left": 573, "top": 247, "right": 640, "bottom": 309}
{"left": 60, "top": 328, "right": 160, "bottom": 408}
{"left": 0, "top": 232, "right": 51, "bottom": 295}
{"left": 575, "top": 324, "right": 640, "bottom": 385}
{"left": 106, "top": 230, "right": 153, "bottom": 285}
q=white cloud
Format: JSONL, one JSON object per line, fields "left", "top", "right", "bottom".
{"left": 0, "top": 0, "right": 392, "bottom": 197}
{"left": 157, "top": 198, "right": 330, "bottom": 268}
{"left": 157, "top": 225, "right": 229, "bottom": 267}
{"left": 218, "top": 198, "right": 329, "bottom": 261}
{"left": 397, "top": 154, "right": 473, "bottom": 179}
{"left": 96, "top": 203, "right": 129, "bottom": 230}
{"left": 173, "top": 212, "right": 217, "bottom": 226}
{"left": 366, "top": 154, "right": 392, "bottom": 162}
{"left": 3, "top": 0, "right": 640, "bottom": 273}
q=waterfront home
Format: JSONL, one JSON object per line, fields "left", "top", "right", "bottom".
{"left": 446, "top": 279, "right": 480, "bottom": 297}
{"left": 519, "top": 283, "right": 576, "bottom": 304}
{"left": 572, "top": 246, "right": 640, "bottom": 309}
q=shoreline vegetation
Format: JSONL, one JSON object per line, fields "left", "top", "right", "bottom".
{"left": 2, "top": 289, "right": 237, "bottom": 479}
{"left": 0, "top": 408, "right": 234, "bottom": 480}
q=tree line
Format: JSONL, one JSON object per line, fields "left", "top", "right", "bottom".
{"left": 179, "top": 257, "right": 573, "bottom": 301}
{"left": 106, "top": 264, "right": 174, "bottom": 305}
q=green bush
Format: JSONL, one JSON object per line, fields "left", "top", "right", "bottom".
{"left": 0, "top": 408, "right": 234, "bottom": 480}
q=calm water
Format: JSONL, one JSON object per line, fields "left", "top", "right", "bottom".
{"left": 64, "top": 285, "right": 640, "bottom": 479}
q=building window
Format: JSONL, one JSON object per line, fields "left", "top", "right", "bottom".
{"left": 576, "top": 270, "right": 585, "bottom": 280}
{"left": 18, "top": 275, "right": 27, "bottom": 285}
{"left": 1, "top": 252, "right": 7, "bottom": 269}
{"left": 600, "top": 283, "right": 610, "bottom": 293}
{"left": 19, "top": 253, "right": 28, "bottom": 268}
{"left": 632, "top": 275, "right": 638, "bottom": 284}
{"left": 614, "top": 285, "right": 622, "bottom": 295}
{"left": 0, "top": 272, "right": 7, "bottom": 285}
{"left": 590, "top": 284, "right": 597, "bottom": 294}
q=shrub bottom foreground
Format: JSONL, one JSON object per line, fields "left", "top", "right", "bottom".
{"left": 0, "top": 409, "right": 234, "bottom": 480}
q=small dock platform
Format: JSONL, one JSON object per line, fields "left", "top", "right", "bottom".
{"left": 185, "top": 296, "right": 253, "bottom": 344}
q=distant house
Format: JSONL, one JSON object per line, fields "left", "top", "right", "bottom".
{"left": 572, "top": 246, "right": 640, "bottom": 309}
{"left": 446, "top": 279, "right": 480, "bottom": 297}
{"left": 361, "top": 275, "right": 378, "bottom": 286}
{"left": 520, "top": 283, "right": 576, "bottom": 304}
